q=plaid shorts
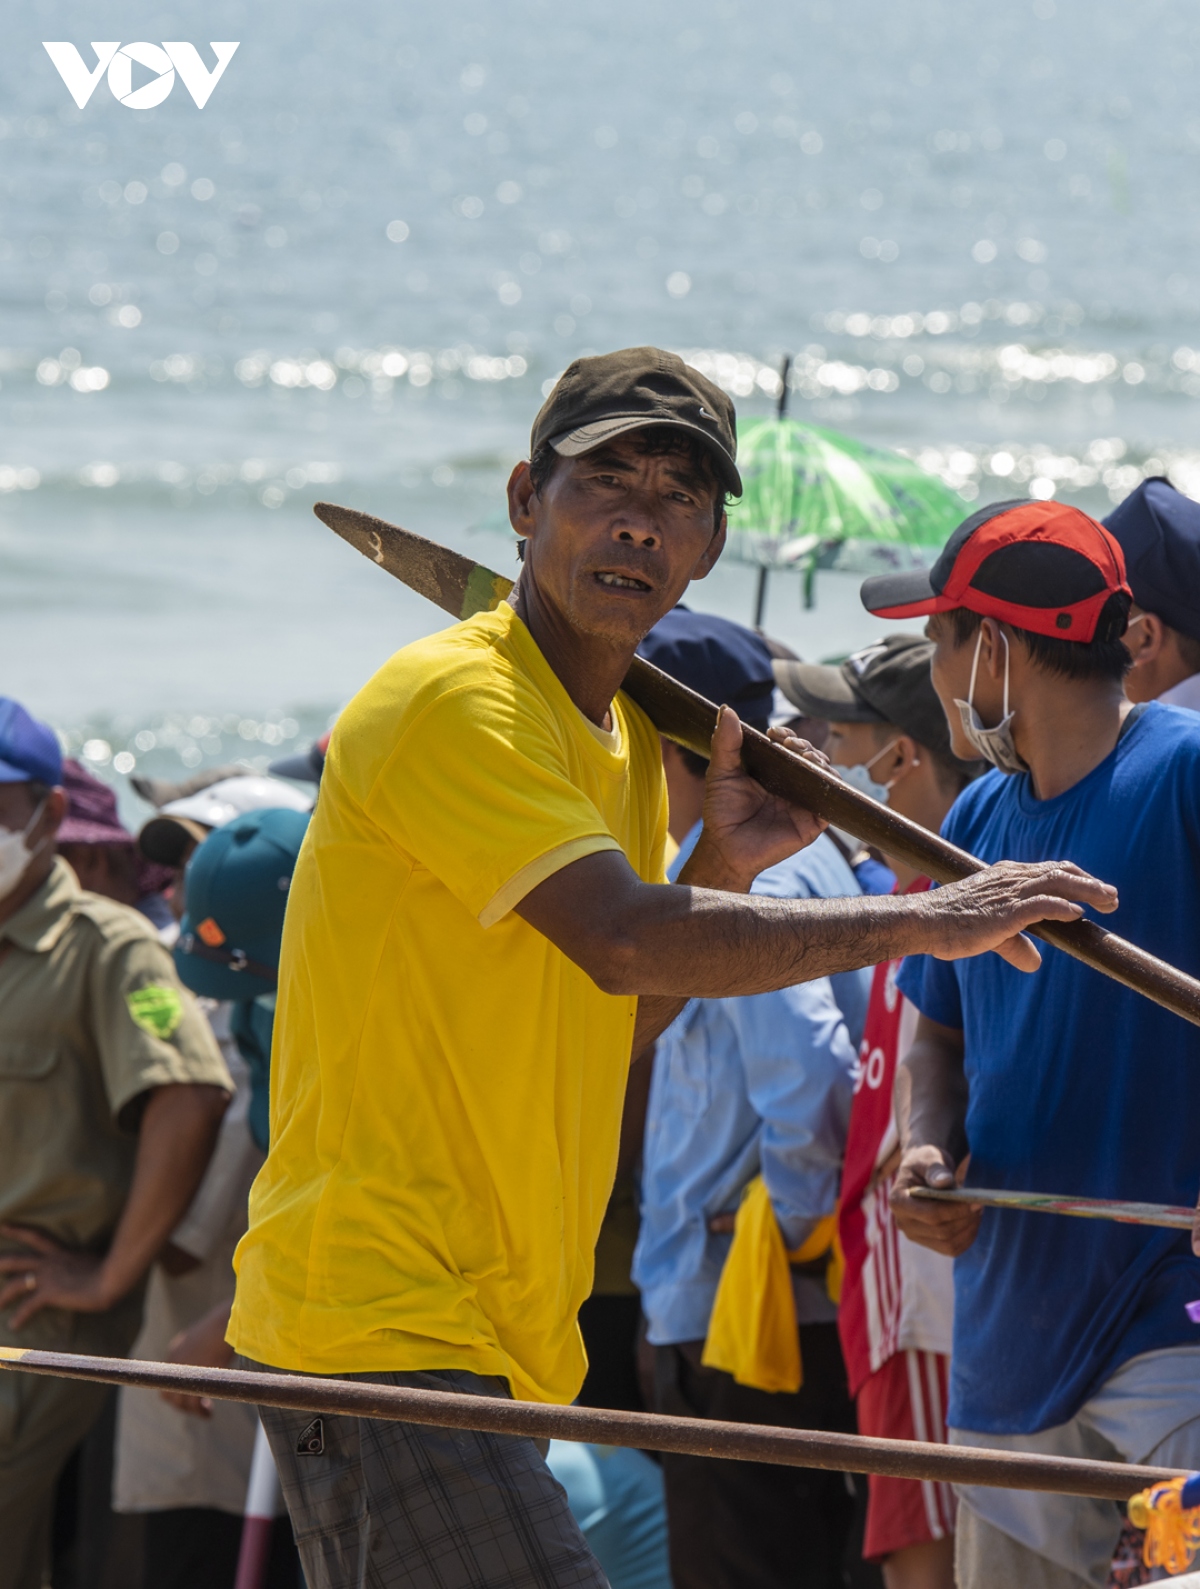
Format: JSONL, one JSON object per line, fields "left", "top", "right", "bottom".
{"left": 241, "top": 1359, "right": 608, "bottom": 1589}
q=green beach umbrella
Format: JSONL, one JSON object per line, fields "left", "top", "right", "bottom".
{"left": 727, "top": 406, "right": 967, "bottom": 620}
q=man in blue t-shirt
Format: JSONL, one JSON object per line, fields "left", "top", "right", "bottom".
{"left": 859, "top": 499, "right": 1200, "bottom": 1589}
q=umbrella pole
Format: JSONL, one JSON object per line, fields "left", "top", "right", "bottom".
{"left": 753, "top": 566, "right": 769, "bottom": 631}
{"left": 751, "top": 354, "right": 791, "bottom": 628}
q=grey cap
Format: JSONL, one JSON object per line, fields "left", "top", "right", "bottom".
{"left": 774, "top": 634, "right": 967, "bottom": 764}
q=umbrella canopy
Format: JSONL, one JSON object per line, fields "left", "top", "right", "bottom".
{"left": 726, "top": 417, "right": 967, "bottom": 587}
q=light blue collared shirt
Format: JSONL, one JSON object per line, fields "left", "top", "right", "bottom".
{"left": 634, "top": 826, "right": 869, "bottom": 1346}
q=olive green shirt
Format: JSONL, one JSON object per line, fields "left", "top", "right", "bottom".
{"left": 0, "top": 859, "right": 232, "bottom": 1255}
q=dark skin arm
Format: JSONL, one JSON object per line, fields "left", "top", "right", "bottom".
{"left": 617, "top": 1043, "right": 655, "bottom": 1181}
{"left": 622, "top": 710, "right": 834, "bottom": 1053}
{"left": 160, "top": 1296, "right": 236, "bottom": 1418}
{"left": 889, "top": 1014, "right": 983, "bottom": 1256}
{"left": 517, "top": 711, "right": 1119, "bottom": 1028}
{"left": 0, "top": 1083, "right": 229, "bottom": 1328}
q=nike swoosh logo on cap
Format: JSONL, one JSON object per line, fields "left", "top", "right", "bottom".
{"left": 698, "top": 406, "right": 714, "bottom": 419}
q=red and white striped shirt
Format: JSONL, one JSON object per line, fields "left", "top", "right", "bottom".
{"left": 837, "top": 879, "right": 955, "bottom": 1398}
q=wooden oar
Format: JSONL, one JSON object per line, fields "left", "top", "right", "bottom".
{"left": 312, "top": 501, "right": 1200, "bottom": 1032}
{"left": 0, "top": 1347, "right": 1184, "bottom": 1501}
{"left": 911, "top": 1187, "right": 1196, "bottom": 1230}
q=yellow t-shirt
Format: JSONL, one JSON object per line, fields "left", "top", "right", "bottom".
{"left": 228, "top": 603, "right": 668, "bottom": 1403}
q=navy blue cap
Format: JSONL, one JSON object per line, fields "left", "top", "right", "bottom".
{"left": 175, "top": 807, "right": 310, "bottom": 1001}
{"left": 637, "top": 606, "right": 775, "bottom": 727}
{"left": 0, "top": 698, "right": 63, "bottom": 786}
{"left": 1103, "top": 479, "right": 1200, "bottom": 643}
{"left": 267, "top": 730, "right": 330, "bottom": 786}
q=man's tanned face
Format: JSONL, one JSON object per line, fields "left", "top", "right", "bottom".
{"left": 509, "top": 428, "right": 727, "bottom": 648}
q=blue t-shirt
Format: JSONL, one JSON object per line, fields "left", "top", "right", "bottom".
{"left": 897, "top": 703, "right": 1200, "bottom": 1436}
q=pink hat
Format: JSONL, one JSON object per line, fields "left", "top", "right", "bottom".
{"left": 58, "top": 759, "right": 175, "bottom": 898}
{"left": 58, "top": 759, "right": 136, "bottom": 845}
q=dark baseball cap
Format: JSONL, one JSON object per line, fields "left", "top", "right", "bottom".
{"left": 861, "top": 500, "right": 1131, "bottom": 643}
{"left": 531, "top": 347, "right": 741, "bottom": 496}
{"left": 774, "top": 635, "right": 961, "bottom": 761}
{"left": 1103, "top": 478, "right": 1200, "bottom": 644}
{"left": 0, "top": 697, "right": 63, "bottom": 786}
{"left": 637, "top": 606, "right": 775, "bottom": 727}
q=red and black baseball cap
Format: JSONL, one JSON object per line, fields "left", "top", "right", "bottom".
{"left": 860, "top": 499, "right": 1132, "bottom": 643}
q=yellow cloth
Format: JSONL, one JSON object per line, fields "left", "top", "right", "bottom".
{"left": 701, "top": 1177, "right": 838, "bottom": 1394}
{"left": 229, "top": 604, "right": 668, "bottom": 1404}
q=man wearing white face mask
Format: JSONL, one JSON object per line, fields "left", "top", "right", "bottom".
{"left": 857, "top": 502, "right": 1200, "bottom": 1589}
{"left": 0, "top": 698, "right": 232, "bottom": 1589}
{"left": 775, "top": 635, "right": 981, "bottom": 1589}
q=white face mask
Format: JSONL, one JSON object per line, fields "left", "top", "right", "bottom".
{"left": 954, "top": 631, "right": 1027, "bottom": 775}
{"left": 837, "top": 737, "right": 904, "bottom": 806}
{"left": 0, "top": 799, "right": 47, "bottom": 898}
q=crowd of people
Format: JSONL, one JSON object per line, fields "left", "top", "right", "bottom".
{"left": 2, "top": 346, "right": 1200, "bottom": 1589}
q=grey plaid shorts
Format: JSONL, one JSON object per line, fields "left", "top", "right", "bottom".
{"left": 241, "top": 1359, "right": 608, "bottom": 1589}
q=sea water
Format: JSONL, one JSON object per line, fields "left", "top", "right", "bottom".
{"left": 1, "top": 0, "right": 1198, "bottom": 802}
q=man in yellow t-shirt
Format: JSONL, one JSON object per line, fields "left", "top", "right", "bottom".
{"left": 229, "top": 347, "right": 1116, "bottom": 1589}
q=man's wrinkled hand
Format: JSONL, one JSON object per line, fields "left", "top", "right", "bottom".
{"left": 0, "top": 1224, "right": 114, "bottom": 1329}
{"left": 890, "top": 1148, "right": 981, "bottom": 1256}
{"left": 685, "top": 708, "right": 829, "bottom": 892}
{"left": 919, "top": 860, "right": 1118, "bottom": 972}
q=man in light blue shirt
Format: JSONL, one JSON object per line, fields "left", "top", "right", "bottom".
{"left": 630, "top": 609, "right": 874, "bottom": 1589}
{"left": 636, "top": 821, "right": 868, "bottom": 1345}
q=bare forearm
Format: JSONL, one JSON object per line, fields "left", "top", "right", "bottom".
{"left": 625, "top": 837, "right": 913, "bottom": 1035}
{"left": 616, "top": 1042, "right": 654, "bottom": 1178}
{"left": 890, "top": 1018, "right": 977, "bottom": 1253}
{"left": 631, "top": 995, "right": 687, "bottom": 1054}
{"left": 100, "top": 1085, "right": 228, "bottom": 1304}
{"left": 517, "top": 844, "right": 1118, "bottom": 1000}
{"left": 598, "top": 882, "right": 932, "bottom": 999}
{"left": 895, "top": 1036, "right": 969, "bottom": 1161}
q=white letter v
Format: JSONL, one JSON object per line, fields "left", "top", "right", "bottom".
{"left": 43, "top": 43, "right": 120, "bottom": 109}
{"left": 161, "top": 42, "right": 240, "bottom": 108}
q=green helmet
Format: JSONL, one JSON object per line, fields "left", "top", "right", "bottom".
{"left": 174, "top": 807, "right": 310, "bottom": 1001}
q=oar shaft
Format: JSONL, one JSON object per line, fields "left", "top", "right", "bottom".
{"left": 0, "top": 1349, "right": 1182, "bottom": 1502}
{"left": 620, "top": 657, "right": 1200, "bottom": 1029}
{"left": 911, "top": 1186, "right": 1196, "bottom": 1230}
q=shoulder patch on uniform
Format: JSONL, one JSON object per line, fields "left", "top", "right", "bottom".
{"left": 126, "top": 985, "right": 184, "bottom": 1039}
{"left": 296, "top": 1417, "right": 324, "bottom": 1455}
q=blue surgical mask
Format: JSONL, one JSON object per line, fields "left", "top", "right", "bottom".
{"left": 837, "top": 738, "right": 903, "bottom": 806}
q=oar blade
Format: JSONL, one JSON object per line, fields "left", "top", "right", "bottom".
{"left": 313, "top": 502, "right": 514, "bottom": 621}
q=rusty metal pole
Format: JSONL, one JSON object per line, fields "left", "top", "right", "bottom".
{"left": 0, "top": 1348, "right": 1184, "bottom": 1503}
